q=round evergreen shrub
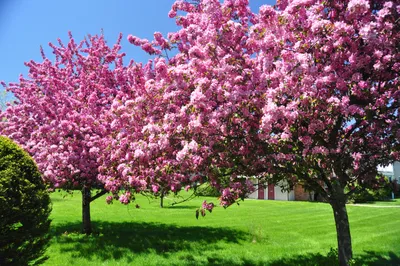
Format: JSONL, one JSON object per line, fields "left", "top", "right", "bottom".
{"left": 0, "top": 136, "right": 51, "bottom": 265}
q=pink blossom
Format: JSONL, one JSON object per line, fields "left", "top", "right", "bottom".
{"left": 119, "top": 194, "right": 130, "bottom": 205}
{"left": 127, "top": 35, "right": 143, "bottom": 46}
{"left": 168, "top": 10, "right": 177, "bottom": 18}
{"left": 106, "top": 196, "right": 113, "bottom": 204}
{"left": 190, "top": 88, "right": 206, "bottom": 104}
{"left": 134, "top": 149, "right": 145, "bottom": 159}
{"left": 152, "top": 185, "right": 159, "bottom": 193}
{"left": 347, "top": 0, "right": 370, "bottom": 16}
{"left": 352, "top": 152, "right": 362, "bottom": 161}
{"left": 188, "top": 46, "right": 204, "bottom": 59}
{"left": 202, "top": 200, "right": 215, "bottom": 211}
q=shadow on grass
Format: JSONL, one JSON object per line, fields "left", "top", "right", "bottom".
{"left": 202, "top": 251, "right": 400, "bottom": 266}
{"left": 354, "top": 251, "right": 400, "bottom": 266}
{"left": 50, "top": 222, "right": 399, "bottom": 265}
{"left": 265, "top": 250, "right": 400, "bottom": 266}
{"left": 50, "top": 221, "right": 248, "bottom": 263}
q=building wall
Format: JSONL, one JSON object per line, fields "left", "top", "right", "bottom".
{"left": 250, "top": 162, "right": 400, "bottom": 201}
{"left": 247, "top": 178, "right": 259, "bottom": 199}
{"left": 274, "top": 186, "right": 294, "bottom": 200}
{"left": 294, "top": 185, "right": 310, "bottom": 201}
{"left": 248, "top": 189, "right": 258, "bottom": 199}
{"left": 246, "top": 179, "right": 294, "bottom": 201}
{"left": 288, "top": 190, "right": 295, "bottom": 201}
{"left": 394, "top": 162, "right": 400, "bottom": 182}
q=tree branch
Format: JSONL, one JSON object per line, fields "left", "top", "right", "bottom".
{"left": 90, "top": 189, "right": 108, "bottom": 202}
{"left": 170, "top": 190, "right": 198, "bottom": 206}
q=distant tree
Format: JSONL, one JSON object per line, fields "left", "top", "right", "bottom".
{"left": 0, "top": 136, "right": 51, "bottom": 265}
{"left": 0, "top": 33, "right": 130, "bottom": 235}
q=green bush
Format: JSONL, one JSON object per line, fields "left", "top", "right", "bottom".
{"left": 349, "top": 190, "right": 375, "bottom": 203}
{"left": 195, "top": 183, "right": 221, "bottom": 197}
{"left": 0, "top": 136, "right": 51, "bottom": 265}
{"left": 348, "top": 178, "right": 392, "bottom": 203}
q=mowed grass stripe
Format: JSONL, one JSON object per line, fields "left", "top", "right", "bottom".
{"left": 44, "top": 192, "right": 400, "bottom": 266}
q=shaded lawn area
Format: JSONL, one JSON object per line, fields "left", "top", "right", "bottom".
{"left": 45, "top": 192, "right": 400, "bottom": 265}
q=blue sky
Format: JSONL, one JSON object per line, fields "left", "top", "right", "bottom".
{"left": 0, "top": 0, "right": 275, "bottom": 102}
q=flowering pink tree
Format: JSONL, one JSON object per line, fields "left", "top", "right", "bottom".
{"left": 252, "top": 1, "right": 399, "bottom": 264}
{"left": 126, "top": 0, "right": 399, "bottom": 265}
{"left": 96, "top": 56, "right": 205, "bottom": 208}
{"left": 0, "top": 33, "right": 131, "bottom": 235}
{"left": 97, "top": 0, "right": 262, "bottom": 209}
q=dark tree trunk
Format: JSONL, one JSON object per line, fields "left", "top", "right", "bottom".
{"left": 82, "top": 186, "right": 91, "bottom": 235}
{"left": 160, "top": 189, "right": 165, "bottom": 208}
{"left": 80, "top": 187, "right": 107, "bottom": 235}
{"left": 329, "top": 185, "right": 353, "bottom": 266}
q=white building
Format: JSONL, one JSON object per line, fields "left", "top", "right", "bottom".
{"left": 248, "top": 161, "right": 400, "bottom": 201}
{"left": 247, "top": 180, "right": 295, "bottom": 201}
{"left": 378, "top": 162, "right": 400, "bottom": 182}
{"left": 394, "top": 162, "right": 400, "bottom": 182}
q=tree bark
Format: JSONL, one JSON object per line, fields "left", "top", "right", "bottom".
{"left": 82, "top": 186, "right": 91, "bottom": 235}
{"left": 329, "top": 186, "right": 353, "bottom": 266}
{"left": 160, "top": 189, "right": 165, "bottom": 208}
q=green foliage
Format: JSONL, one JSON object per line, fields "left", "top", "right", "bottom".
{"left": 349, "top": 190, "right": 375, "bottom": 203}
{"left": 348, "top": 178, "right": 392, "bottom": 203}
{"left": 0, "top": 136, "right": 51, "bottom": 265}
{"left": 194, "top": 183, "right": 221, "bottom": 197}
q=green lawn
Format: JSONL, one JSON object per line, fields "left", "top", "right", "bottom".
{"left": 351, "top": 199, "right": 400, "bottom": 206}
{"left": 44, "top": 191, "right": 400, "bottom": 265}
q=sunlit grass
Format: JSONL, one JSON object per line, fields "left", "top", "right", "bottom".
{"left": 350, "top": 198, "right": 400, "bottom": 206}
{"left": 44, "top": 191, "right": 400, "bottom": 265}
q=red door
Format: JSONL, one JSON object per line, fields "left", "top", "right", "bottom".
{"left": 268, "top": 184, "right": 275, "bottom": 200}
{"left": 258, "top": 186, "right": 265, "bottom": 199}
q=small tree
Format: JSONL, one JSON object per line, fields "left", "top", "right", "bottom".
{"left": 0, "top": 33, "right": 129, "bottom": 235}
{"left": 0, "top": 136, "right": 51, "bottom": 265}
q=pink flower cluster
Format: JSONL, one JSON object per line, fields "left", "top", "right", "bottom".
{"left": 202, "top": 200, "right": 215, "bottom": 211}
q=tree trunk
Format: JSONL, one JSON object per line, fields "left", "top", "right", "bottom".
{"left": 329, "top": 186, "right": 353, "bottom": 266}
{"left": 82, "top": 186, "right": 91, "bottom": 235}
{"left": 160, "top": 189, "right": 165, "bottom": 208}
